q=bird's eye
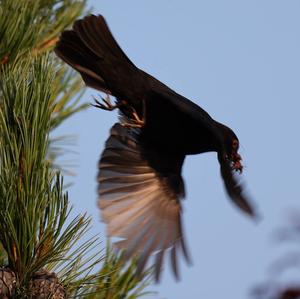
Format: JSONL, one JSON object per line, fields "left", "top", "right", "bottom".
{"left": 232, "top": 139, "right": 239, "bottom": 149}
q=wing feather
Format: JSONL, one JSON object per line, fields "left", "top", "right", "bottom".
{"left": 218, "top": 156, "right": 258, "bottom": 218}
{"left": 97, "top": 123, "right": 190, "bottom": 280}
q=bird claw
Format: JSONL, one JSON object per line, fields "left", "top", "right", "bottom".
{"left": 122, "top": 102, "right": 146, "bottom": 128}
{"left": 92, "top": 95, "right": 119, "bottom": 111}
{"left": 92, "top": 95, "right": 146, "bottom": 128}
{"left": 122, "top": 121, "right": 144, "bottom": 129}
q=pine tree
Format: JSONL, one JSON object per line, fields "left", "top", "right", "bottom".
{"left": 0, "top": 1, "right": 154, "bottom": 298}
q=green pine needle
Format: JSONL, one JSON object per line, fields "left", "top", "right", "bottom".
{"left": 0, "top": 1, "right": 156, "bottom": 298}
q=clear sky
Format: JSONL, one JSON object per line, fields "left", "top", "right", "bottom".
{"left": 55, "top": 1, "right": 300, "bottom": 298}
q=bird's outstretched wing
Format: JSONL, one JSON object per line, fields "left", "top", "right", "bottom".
{"left": 218, "top": 155, "right": 258, "bottom": 218}
{"left": 97, "top": 123, "right": 190, "bottom": 281}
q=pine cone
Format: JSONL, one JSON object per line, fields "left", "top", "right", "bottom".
{"left": 28, "top": 269, "right": 66, "bottom": 299}
{"left": 0, "top": 268, "right": 16, "bottom": 298}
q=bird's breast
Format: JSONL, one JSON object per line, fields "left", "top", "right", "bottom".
{"left": 140, "top": 108, "right": 217, "bottom": 155}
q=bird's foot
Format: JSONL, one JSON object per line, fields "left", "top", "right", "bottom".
{"left": 122, "top": 103, "right": 145, "bottom": 128}
{"left": 92, "top": 95, "right": 146, "bottom": 128}
{"left": 92, "top": 95, "right": 121, "bottom": 111}
{"left": 122, "top": 121, "right": 144, "bottom": 129}
{"left": 122, "top": 115, "right": 144, "bottom": 128}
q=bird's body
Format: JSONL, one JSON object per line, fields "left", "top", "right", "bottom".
{"left": 55, "top": 14, "right": 257, "bottom": 280}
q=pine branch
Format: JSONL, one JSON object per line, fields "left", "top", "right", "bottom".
{"left": 0, "top": 0, "right": 157, "bottom": 298}
{"left": 72, "top": 243, "right": 156, "bottom": 299}
{"left": 0, "top": 0, "right": 98, "bottom": 296}
{"left": 0, "top": 0, "right": 87, "bottom": 64}
{"left": 0, "top": 55, "right": 101, "bottom": 296}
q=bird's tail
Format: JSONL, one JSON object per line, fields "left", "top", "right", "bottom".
{"left": 55, "top": 15, "right": 136, "bottom": 95}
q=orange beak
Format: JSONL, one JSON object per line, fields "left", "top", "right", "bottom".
{"left": 231, "top": 152, "right": 243, "bottom": 173}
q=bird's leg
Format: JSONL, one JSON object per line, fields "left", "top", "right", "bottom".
{"left": 92, "top": 94, "right": 146, "bottom": 128}
{"left": 92, "top": 94, "right": 123, "bottom": 111}
{"left": 122, "top": 99, "right": 146, "bottom": 128}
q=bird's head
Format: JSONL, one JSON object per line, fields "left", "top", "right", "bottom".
{"left": 216, "top": 122, "right": 243, "bottom": 173}
{"left": 225, "top": 137, "right": 243, "bottom": 173}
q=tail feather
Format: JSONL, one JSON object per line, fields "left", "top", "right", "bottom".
{"left": 55, "top": 14, "right": 136, "bottom": 94}
{"left": 74, "top": 15, "right": 134, "bottom": 66}
{"left": 73, "top": 17, "right": 106, "bottom": 58}
{"left": 55, "top": 29, "right": 110, "bottom": 93}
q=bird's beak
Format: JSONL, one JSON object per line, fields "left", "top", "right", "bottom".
{"left": 231, "top": 152, "right": 243, "bottom": 173}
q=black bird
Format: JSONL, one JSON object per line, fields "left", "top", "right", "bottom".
{"left": 55, "top": 14, "right": 257, "bottom": 281}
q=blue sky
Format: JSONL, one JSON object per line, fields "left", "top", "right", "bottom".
{"left": 55, "top": 1, "right": 300, "bottom": 298}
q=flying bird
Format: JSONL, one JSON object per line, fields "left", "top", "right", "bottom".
{"left": 55, "top": 14, "right": 257, "bottom": 281}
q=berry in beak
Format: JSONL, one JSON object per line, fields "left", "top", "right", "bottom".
{"left": 231, "top": 152, "right": 243, "bottom": 173}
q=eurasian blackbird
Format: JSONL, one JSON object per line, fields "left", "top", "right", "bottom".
{"left": 55, "top": 14, "right": 257, "bottom": 281}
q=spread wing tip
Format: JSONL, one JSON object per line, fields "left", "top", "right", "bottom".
{"left": 220, "top": 160, "right": 260, "bottom": 221}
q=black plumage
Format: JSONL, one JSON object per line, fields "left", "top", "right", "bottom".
{"left": 55, "top": 14, "right": 257, "bottom": 281}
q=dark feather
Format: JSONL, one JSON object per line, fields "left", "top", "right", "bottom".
{"left": 219, "top": 158, "right": 257, "bottom": 218}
